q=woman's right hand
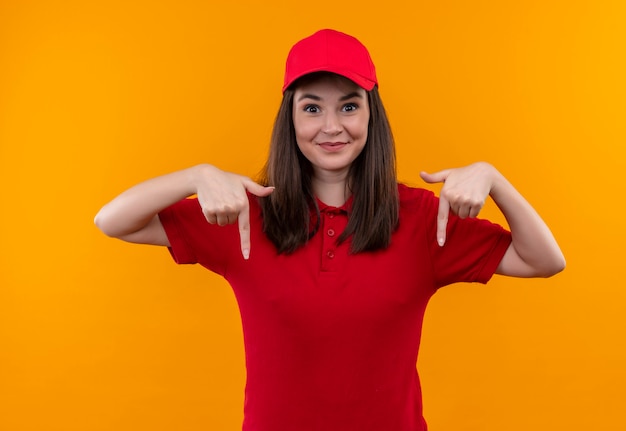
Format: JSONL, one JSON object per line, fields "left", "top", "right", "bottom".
{"left": 95, "top": 164, "right": 273, "bottom": 259}
{"left": 191, "top": 164, "right": 275, "bottom": 259}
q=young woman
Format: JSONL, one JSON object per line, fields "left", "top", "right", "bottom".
{"left": 95, "top": 29, "right": 565, "bottom": 431}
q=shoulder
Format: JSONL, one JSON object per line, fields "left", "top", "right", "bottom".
{"left": 397, "top": 183, "right": 437, "bottom": 211}
{"left": 160, "top": 197, "right": 202, "bottom": 221}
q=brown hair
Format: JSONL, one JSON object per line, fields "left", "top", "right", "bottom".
{"left": 259, "top": 73, "right": 399, "bottom": 254}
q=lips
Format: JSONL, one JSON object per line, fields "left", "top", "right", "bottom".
{"left": 318, "top": 142, "right": 348, "bottom": 152}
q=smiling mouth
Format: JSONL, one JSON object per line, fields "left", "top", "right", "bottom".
{"left": 318, "top": 142, "right": 348, "bottom": 151}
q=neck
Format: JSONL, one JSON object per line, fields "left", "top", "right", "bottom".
{"left": 312, "top": 171, "right": 350, "bottom": 207}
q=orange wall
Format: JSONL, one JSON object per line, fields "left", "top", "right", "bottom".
{"left": 1, "top": 1, "right": 625, "bottom": 430}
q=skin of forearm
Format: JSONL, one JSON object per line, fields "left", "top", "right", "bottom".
{"left": 94, "top": 165, "right": 204, "bottom": 238}
{"left": 489, "top": 169, "right": 565, "bottom": 276}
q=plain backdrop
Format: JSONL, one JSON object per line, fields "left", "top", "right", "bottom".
{"left": 1, "top": 1, "right": 625, "bottom": 430}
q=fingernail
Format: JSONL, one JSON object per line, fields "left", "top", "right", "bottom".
{"left": 243, "top": 249, "right": 250, "bottom": 260}
{"left": 437, "top": 238, "right": 444, "bottom": 247}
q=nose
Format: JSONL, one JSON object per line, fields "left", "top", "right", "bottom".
{"left": 322, "top": 112, "right": 342, "bottom": 135}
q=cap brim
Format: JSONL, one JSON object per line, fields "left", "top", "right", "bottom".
{"left": 282, "top": 67, "right": 376, "bottom": 92}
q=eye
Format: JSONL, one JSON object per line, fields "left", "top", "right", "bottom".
{"left": 304, "top": 104, "right": 320, "bottom": 113}
{"left": 342, "top": 102, "right": 358, "bottom": 112}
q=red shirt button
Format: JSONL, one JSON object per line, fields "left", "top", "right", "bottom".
{"left": 326, "top": 250, "right": 335, "bottom": 259}
{"left": 328, "top": 213, "right": 335, "bottom": 218}
{"left": 327, "top": 229, "right": 335, "bottom": 237}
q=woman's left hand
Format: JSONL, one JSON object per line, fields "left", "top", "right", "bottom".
{"left": 421, "top": 161, "right": 565, "bottom": 277}
{"left": 420, "top": 161, "right": 497, "bottom": 246}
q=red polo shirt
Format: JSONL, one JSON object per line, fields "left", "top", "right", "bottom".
{"left": 159, "top": 184, "right": 511, "bottom": 431}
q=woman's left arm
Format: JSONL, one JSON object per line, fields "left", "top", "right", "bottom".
{"left": 421, "top": 162, "right": 566, "bottom": 278}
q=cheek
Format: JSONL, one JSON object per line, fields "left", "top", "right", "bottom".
{"left": 347, "top": 116, "right": 370, "bottom": 140}
{"left": 294, "top": 124, "right": 313, "bottom": 154}
{"left": 294, "top": 118, "right": 319, "bottom": 142}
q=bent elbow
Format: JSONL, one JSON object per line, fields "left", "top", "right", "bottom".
{"left": 94, "top": 207, "right": 120, "bottom": 238}
{"left": 539, "top": 255, "right": 566, "bottom": 278}
{"left": 94, "top": 212, "right": 111, "bottom": 237}
{"left": 554, "top": 256, "right": 567, "bottom": 275}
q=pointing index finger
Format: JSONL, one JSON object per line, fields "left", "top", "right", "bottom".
{"left": 437, "top": 194, "right": 450, "bottom": 247}
{"left": 238, "top": 198, "right": 251, "bottom": 260}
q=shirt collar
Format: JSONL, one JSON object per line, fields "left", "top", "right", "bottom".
{"left": 315, "top": 195, "right": 353, "bottom": 214}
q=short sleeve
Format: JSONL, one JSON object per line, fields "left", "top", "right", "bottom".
{"left": 158, "top": 197, "right": 240, "bottom": 275}
{"left": 416, "top": 189, "right": 512, "bottom": 288}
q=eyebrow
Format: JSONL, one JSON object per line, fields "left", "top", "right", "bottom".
{"left": 296, "top": 91, "right": 364, "bottom": 102}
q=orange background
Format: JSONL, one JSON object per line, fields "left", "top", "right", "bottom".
{"left": 1, "top": 1, "right": 625, "bottom": 430}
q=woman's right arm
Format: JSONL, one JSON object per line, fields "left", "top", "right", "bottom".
{"left": 94, "top": 164, "right": 274, "bottom": 258}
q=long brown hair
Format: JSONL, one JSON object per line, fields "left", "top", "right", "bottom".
{"left": 259, "top": 73, "right": 399, "bottom": 254}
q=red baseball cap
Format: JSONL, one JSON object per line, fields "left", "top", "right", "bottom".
{"left": 282, "top": 29, "right": 378, "bottom": 93}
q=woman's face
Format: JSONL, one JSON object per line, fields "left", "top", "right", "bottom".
{"left": 292, "top": 75, "right": 369, "bottom": 179}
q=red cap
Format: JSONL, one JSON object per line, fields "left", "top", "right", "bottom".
{"left": 282, "top": 29, "right": 378, "bottom": 93}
